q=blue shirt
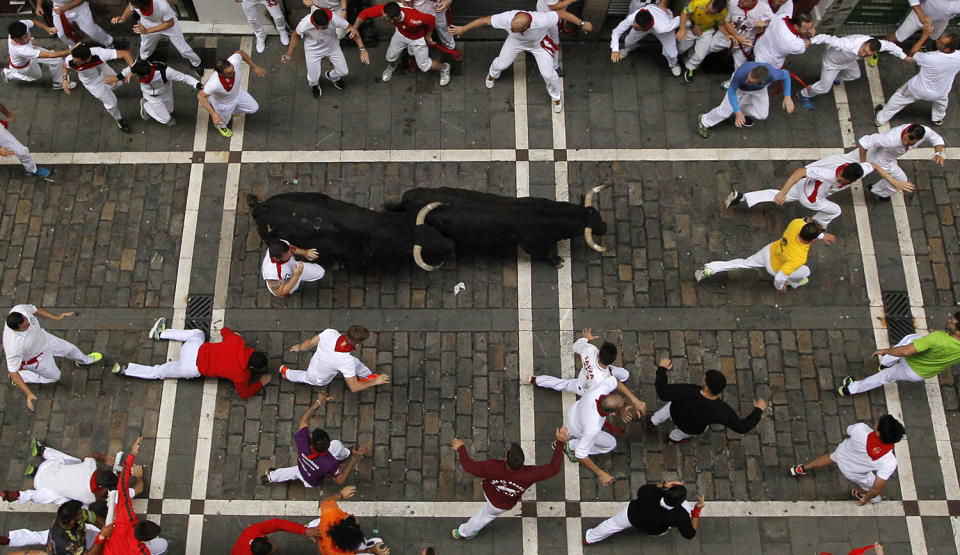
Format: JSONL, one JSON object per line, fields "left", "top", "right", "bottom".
{"left": 727, "top": 62, "right": 791, "bottom": 113}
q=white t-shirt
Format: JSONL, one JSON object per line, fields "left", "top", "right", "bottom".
{"left": 296, "top": 11, "right": 348, "bottom": 53}
{"left": 203, "top": 53, "right": 244, "bottom": 107}
{"left": 35, "top": 457, "right": 99, "bottom": 505}
{"left": 65, "top": 47, "right": 118, "bottom": 88}
{"left": 830, "top": 423, "right": 898, "bottom": 481}
{"left": 132, "top": 0, "right": 177, "bottom": 28}
{"left": 910, "top": 0, "right": 960, "bottom": 22}
{"left": 572, "top": 338, "right": 630, "bottom": 392}
{"left": 725, "top": 1, "right": 773, "bottom": 44}
{"left": 857, "top": 124, "right": 944, "bottom": 169}
{"left": 307, "top": 328, "right": 362, "bottom": 384}
{"left": 491, "top": 10, "right": 559, "bottom": 48}
{"left": 764, "top": 0, "right": 793, "bottom": 18}
{"left": 799, "top": 155, "right": 873, "bottom": 203}
{"left": 536, "top": 0, "right": 559, "bottom": 12}
{"left": 312, "top": 0, "right": 344, "bottom": 9}
{"left": 610, "top": 7, "right": 680, "bottom": 51}
{"left": 811, "top": 34, "right": 906, "bottom": 69}
{"left": 906, "top": 50, "right": 960, "bottom": 100}
{"left": 3, "top": 304, "right": 47, "bottom": 373}
{"left": 566, "top": 375, "right": 619, "bottom": 459}
{"left": 8, "top": 20, "right": 44, "bottom": 70}
{"left": 753, "top": 16, "right": 807, "bottom": 68}
{"left": 261, "top": 248, "right": 297, "bottom": 291}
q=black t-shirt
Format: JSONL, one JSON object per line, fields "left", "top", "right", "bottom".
{"left": 46, "top": 521, "right": 88, "bottom": 555}
{"left": 627, "top": 484, "right": 697, "bottom": 539}
{"left": 655, "top": 366, "right": 763, "bottom": 435}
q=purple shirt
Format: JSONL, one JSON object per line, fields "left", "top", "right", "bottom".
{"left": 294, "top": 427, "right": 342, "bottom": 487}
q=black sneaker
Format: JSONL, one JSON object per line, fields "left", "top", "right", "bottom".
{"left": 261, "top": 467, "right": 276, "bottom": 485}
{"left": 115, "top": 119, "right": 131, "bottom": 133}
{"left": 311, "top": 85, "right": 320, "bottom": 99}
{"left": 837, "top": 376, "right": 854, "bottom": 397}
{"left": 742, "top": 116, "right": 755, "bottom": 127}
{"left": 724, "top": 190, "right": 743, "bottom": 208}
{"left": 325, "top": 71, "right": 344, "bottom": 91}
{"left": 194, "top": 64, "right": 204, "bottom": 78}
{"left": 683, "top": 68, "right": 694, "bottom": 83}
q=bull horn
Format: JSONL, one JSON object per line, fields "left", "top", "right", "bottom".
{"left": 413, "top": 202, "right": 445, "bottom": 271}
{"left": 584, "top": 184, "right": 609, "bottom": 253}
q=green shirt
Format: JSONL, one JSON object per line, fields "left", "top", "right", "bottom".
{"left": 905, "top": 331, "right": 960, "bottom": 378}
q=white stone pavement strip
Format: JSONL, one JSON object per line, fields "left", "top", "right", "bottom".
{"left": 831, "top": 81, "right": 926, "bottom": 553}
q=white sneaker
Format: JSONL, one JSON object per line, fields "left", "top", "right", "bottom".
{"left": 255, "top": 34, "right": 266, "bottom": 54}
{"left": 670, "top": 65, "right": 682, "bottom": 77}
{"left": 439, "top": 62, "right": 451, "bottom": 86}
{"left": 381, "top": 63, "right": 396, "bottom": 82}
{"left": 721, "top": 79, "right": 730, "bottom": 89}
{"left": 619, "top": 49, "right": 629, "bottom": 59}
{"left": 485, "top": 74, "right": 496, "bottom": 89}
{"left": 553, "top": 97, "right": 563, "bottom": 113}
{"left": 278, "top": 29, "right": 290, "bottom": 46}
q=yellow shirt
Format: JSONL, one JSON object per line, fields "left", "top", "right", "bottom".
{"left": 769, "top": 218, "right": 811, "bottom": 276}
{"left": 685, "top": 0, "right": 727, "bottom": 30}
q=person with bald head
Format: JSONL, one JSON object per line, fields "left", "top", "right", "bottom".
{"left": 452, "top": 8, "right": 593, "bottom": 113}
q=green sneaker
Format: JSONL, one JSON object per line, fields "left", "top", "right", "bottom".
{"left": 451, "top": 528, "right": 477, "bottom": 540}
{"left": 837, "top": 376, "right": 854, "bottom": 397}
{"left": 111, "top": 363, "right": 126, "bottom": 375}
{"left": 217, "top": 126, "right": 233, "bottom": 138}
{"left": 30, "top": 438, "right": 45, "bottom": 458}
{"left": 697, "top": 114, "right": 709, "bottom": 138}
{"left": 867, "top": 53, "right": 878, "bottom": 67}
{"left": 77, "top": 352, "right": 102, "bottom": 367}
{"left": 794, "top": 278, "right": 810, "bottom": 287}
{"left": 24, "top": 464, "right": 36, "bottom": 476}
{"left": 562, "top": 441, "right": 578, "bottom": 463}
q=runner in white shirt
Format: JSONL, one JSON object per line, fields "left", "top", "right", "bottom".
{"left": 280, "top": 326, "right": 391, "bottom": 392}
{"left": 306, "top": 0, "right": 349, "bottom": 38}
{"left": 891, "top": 0, "right": 960, "bottom": 46}
{"left": 851, "top": 123, "right": 945, "bottom": 199}
{"left": 259, "top": 239, "right": 326, "bottom": 298}
{"left": 610, "top": 6, "right": 682, "bottom": 75}
{"left": 533, "top": 328, "right": 634, "bottom": 396}
{"left": 789, "top": 416, "right": 904, "bottom": 504}
{"left": 198, "top": 50, "right": 267, "bottom": 138}
{"left": 282, "top": 8, "right": 370, "bottom": 98}
{"left": 563, "top": 376, "right": 638, "bottom": 487}
{"left": 535, "top": 0, "right": 579, "bottom": 74}
{"left": 752, "top": 11, "right": 813, "bottom": 69}
{"left": 404, "top": 0, "right": 457, "bottom": 50}
{"left": 725, "top": 154, "right": 912, "bottom": 227}
{"left": 710, "top": 0, "right": 773, "bottom": 76}
{"left": 237, "top": 0, "right": 290, "bottom": 54}
{"left": 875, "top": 33, "right": 960, "bottom": 126}
{"left": 3, "top": 304, "right": 101, "bottom": 411}
{"left": 2, "top": 20, "right": 76, "bottom": 89}
{"left": 111, "top": 0, "right": 203, "bottom": 77}
{"left": 766, "top": 0, "right": 793, "bottom": 18}
{"left": 115, "top": 59, "right": 201, "bottom": 126}
{"left": 452, "top": 9, "right": 593, "bottom": 113}
{"left": 800, "top": 35, "right": 906, "bottom": 100}
{"left": 36, "top": 0, "right": 114, "bottom": 48}
{"left": 61, "top": 45, "right": 134, "bottom": 133}
{"left": 0, "top": 100, "right": 51, "bottom": 177}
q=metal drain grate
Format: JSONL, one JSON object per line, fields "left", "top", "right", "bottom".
{"left": 185, "top": 294, "right": 213, "bottom": 338}
{"left": 882, "top": 292, "right": 915, "bottom": 345}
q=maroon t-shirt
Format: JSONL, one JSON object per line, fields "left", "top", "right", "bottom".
{"left": 294, "top": 427, "right": 342, "bottom": 487}
{"left": 456, "top": 442, "right": 564, "bottom": 510}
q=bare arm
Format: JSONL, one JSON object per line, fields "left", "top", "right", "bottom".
{"left": 578, "top": 455, "right": 614, "bottom": 486}
{"left": 289, "top": 334, "right": 322, "bottom": 353}
{"left": 873, "top": 343, "right": 918, "bottom": 358}
{"left": 297, "top": 392, "right": 329, "bottom": 429}
{"left": 549, "top": 0, "right": 579, "bottom": 10}
{"left": 343, "top": 373, "right": 389, "bottom": 393}
{"left": 331, "top": 447, "right": 367, "bottom": 485}
{"left": 450, "top": 15, "right": 493, "bottom": 37}
{"left": 111, "top": 4, "right": 134, "bottom": 24}
{"left": 858, "top": 145, "right": 868, "bottom": 163}
{"left": 858, "top": 477, "right": 888, "bottom": 505}
{"left": 9, "top": 372, "right": 37, "bottom": 411}
{"left": 774, "top": 168, "right": 806, "bottom": 204}
{"left": 615, "top": 381, "right": 646, "bottom": 417}
{"left": 557, "top": 10, "right": 592, "bottom": 33}
{"left": 137, "top": 18, "right": 175, "bottom": 34}
{"left": 870, "top": 162, "right": 914, "bottom": 192}
{"left": 235, "top": 49, "right": 266, "bottom": 77}
{"left": 115, "top": 49, "right": 134, "bottom": 67}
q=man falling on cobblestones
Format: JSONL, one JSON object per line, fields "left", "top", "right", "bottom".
{"left": 875, "top": 32, "right": 960, "bottom": 127}
{"left": 97, "top": 437, "right": 169, "bottom": 554}
{"left": 449, "top": 427, "right": 567, "bottom": 539}
{"left": 3, "top": 304, "right": 102, "bottom": 411}
{"left": 610, "top": 4, "right": 680, "bottom": 76}
{"left": 584, "top": 481, "right": 703, "bottom": 544}
{"left": 113, "top": 317, "right": 272, "bottom": 398}
{"left": 262, "top": 392, "right": 368, "bottom": 489}
{"left": 0, "top": 100, "right": 52, "bottom": 177}
{"left": 790, "top": 415, "right": 904, "bottom": 504}
{"left": 280, "top": 325, "right": 390, "bottom": 392}
{"left": 697, "top": 62, "right": 793, "bottom": 137}
{"left": 695, "top": 218, "right": 833, "bottom": 290}
{"left": 112, "top": 0, "right": 204, "bottom": 78}
{"left": 231, "top": 517, "right": 321, "bottom": 554}
{"left": 798, "top": 35, "right": 907, "bottom": 104}
{"left": 848, "top": 122, "right": 945, "bottom": 201}
{"left": 261, "top": 239, "right": 326, "bottom": 297}
{"left": 3, "top": 20, "right": 77, "bottom": 89}
{"left": 61, "top": 44, "right": 135, "bottom": 133}
{"left": 647, "top": 357, "right": 767, "bottom": 443}
{"left": 0, "top": 499, "right": 104, "bottom": 551}
{"left": 452, "top": 8, "right": 592, "bottom": 113}
{"left": 839, "top": 313, "right": 960, "bottom": 397}
{"left": 114, "top": 59, "right": 202, "bottom": 127}
{"left": 282, "top": 7, "right": 370, "bottom": 99}
{"left": 306, "top": 486, "right": 390, "bottom": 554}
{"left": 199, "top": 49, "right": 267, "bottom": 139}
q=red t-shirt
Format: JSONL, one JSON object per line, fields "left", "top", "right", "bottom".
{"left": 357, "top": 4, "right": 435, "bottom": 40}
{"left": 231, "top": 519, "right": 307, "bottom": 554}
{"left": 456, "top": 442, "right": 564, "bottom": 510}
{"left": 196, "top": 327, "right": 263, "bottom": 398}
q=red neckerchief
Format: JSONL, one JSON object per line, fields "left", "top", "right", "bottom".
{"left": 139, "top": 66, "right": 156, "bottom": 83}
{"left": 783, "top": 17, "right": 803, "bottom": 38}
{"left": 89, "top": 472, "right": 101, "bottom": 494}
{"left": 596, "top": 395, "right": 609, "bottom": 417}
{"left": 218, "top": 73, "right": 235, "bottom": 92}
{"left": 69, "top": 57, "right": 104, "bottom": 71}
{"left": 0, "top": 120, "right": 7, "bottom": 129}
{"left": 314, "top": 8, "right": 333, "bottom": 28}
{"left": 58, "top": 12, "right": 80, "bottom": 43}
{"left": 335, "top": 335, "right": 355, "bottom": 353}
{"left": 866, "top": 431, "right": 894, "bottom": 461}
{"left": 137, "top": 0, "right": 154, "bottom": 16}
{"left": 306, "top": 449, "right": 328, "bottom": 460}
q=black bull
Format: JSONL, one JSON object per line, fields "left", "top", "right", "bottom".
{"left": 247, "top": 186, "right": 609, "bottom": 271}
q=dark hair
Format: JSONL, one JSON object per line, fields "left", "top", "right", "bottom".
{"left": 799, "top": 221, "right": 824, "bottom": 241}
{"left": 248, "top": 351, "right": 268, "bottom": 373}
{"left": 347, "top": 325, "right": 370, "bottom": 344}
{"left": 214, "top": 57, "right": 233, "bottom": 75}
{"left": 662, "top": 484, "right": 688, "bottom": 508}
{"left": 383, "top": 2, "right": 402, "bottom": 18}
{"left": 839, "top": 163, "right": 865, "bottom": 182}
{"left": 944, "top": 33, "right": 960, "bottom": 51}
{"left": 864, "top": 38, "right": 881, "bottom": 54}
{"left": 790, "top": 11, "right": 812, "bottom": 25}
{"left": 711, "top": 0, "right": 728, "bottom": 11}
{"left": 506, "top": 443, "right": 525, "bottom": 470}
{"left": 8, "top": 21, "right": 27, "bottom": 39}
{"left": 251, "top": 537, "right": 273, "bottom": 555}
{"left": 6, "top": 312, "right": 25, "bottom": 330}
{"left": 423, "top": 549, "right": 436, "bottom": 555}
{"left": 634, "top": 10, "right": 654, "bottom": 28}
{"left": 328, "top": 515, "right": 366, "bottom": 551}
{"left": 57, "top": 500, "right": 84, "bottom": 525}
{"left": 95, "top": 469, "right": 118, "bottom": 490}
{"left": 131, "top": 0, "right": 152, "bottom": 9}
{"left": 704, "top": 370, "right": 727, "bottom": 395}
{"left": 749, "top": 65, "right": 770, "bottom": 82}
{"left": 134, "top": 520, "right": 161, "bottom": 541}
{"left": 131, "top": 59, "right": 152, "bottom": 76}
{"left": 877, "top": 414, "right": 905, "bottom": 444}
{"left": 598, "top": 342, "right": 618, "bottom": 366}
{"left": 311, "top": 428, "right": 331, "bottom": 452}
{"left": 72, "top": 44, "right": 92, "bottom": 61}
{"left": 267, "top": 240, "right": 291, "bottom": 259}
{"left": 88, "top": 500, "right": 108, "bottom": 520}
{"left": 905, "top": 123, "right": 926, "bottom": 142}
{"left": 312, "top": 9, "right": 330, "bottom": 26}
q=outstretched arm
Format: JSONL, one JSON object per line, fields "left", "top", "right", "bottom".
{"left": 450, "top": 15, "right": 493, "bottom": 37}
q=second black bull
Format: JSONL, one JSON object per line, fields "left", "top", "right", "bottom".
{"left": 247, "top": 185, "right": 610, "bottom": 271}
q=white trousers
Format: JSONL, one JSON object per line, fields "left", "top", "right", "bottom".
{"left": 265, "top": 261, "right": 326, "bottom": 296}
{"left": 489, "top": 38, "right": 561, "bottom": 101}
{"left": 804, "top": 61, "right": 860, "bottom": 97}
{"left": 0, "top": 125, "right": 37, "bottom": 174}
{"left": 138, "top": 24, "right": 201, "bottom": 67}
{"left": 704, "top": 243, "right": 810, "bottom": 286}
{"left": 53, "top": 3, "right": 113, "bottom": 47}
{"left": 125, "top": 328, "right": 204, "bottom": 380}
{"left": 3, "top": 56, "right": 63, "bottom": 83}
{"left": 743, "top": 185, "right": 842, "bottom": 228}
{"left": 419, "top": 5, "right": 455, "bottom": 49}
{"left": 284, "top": 354, "right": 371, "bottom": 387}
{"left": 20, "top": 447, "right": 80, "bottom": 506}
{"left": 212, "top": 91, "right": 260, "bottom": 129}
{"left": 896, "top": 10, "right": 951, "bottom": 42}
{"left": 267, "top": 440, "right": 349, "bottom": 487}
{"left": 84, "top": 81, "right": 121, "bottom": 119}
{"left": 143, "top": 86, "right": 176, "bottom": 124}
{"left": 9, "top": 524, "right": 99, "bottom": 549}
{"left": 702, "top": 88, "right": 769, "bottom": 127}
{"left": 457, "top": 495, "right": 508, "bottom": 537}
{"left": 584, "top": 502, "right": 632, "bottom": 544}
{"left": 240, "top": 0, "right": 287, "bottom": 38}
{"left": 866, "top": 161, "right": 908, "bottom": 198}
{"left": 14, "top": 331, "right": 92, "bottom": 384}
{"left": 876, "top": 83, "right": 948, "bottom": 125}
{"left": 568, "top": 431, "right": 617, "bottom": 456}
{"left": 650, "top": 402, "right": 695, "bottom": 441}
{"left": 534, "top": 374, "right": 583, "bottom": 396}
{"left": 386, "top": 32, "right": 432, "bottom": 71}
{"left": 678, "top": 28, "right": 717, "bottom": 70}
{"left": 623, "top": 25, "right": 679, "bottom": 67}
{"left": 848, "top": 333, "right": 925, "bottom": 394}
{"left": 305, "top": 47, "right": 348, "bottom": 86}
